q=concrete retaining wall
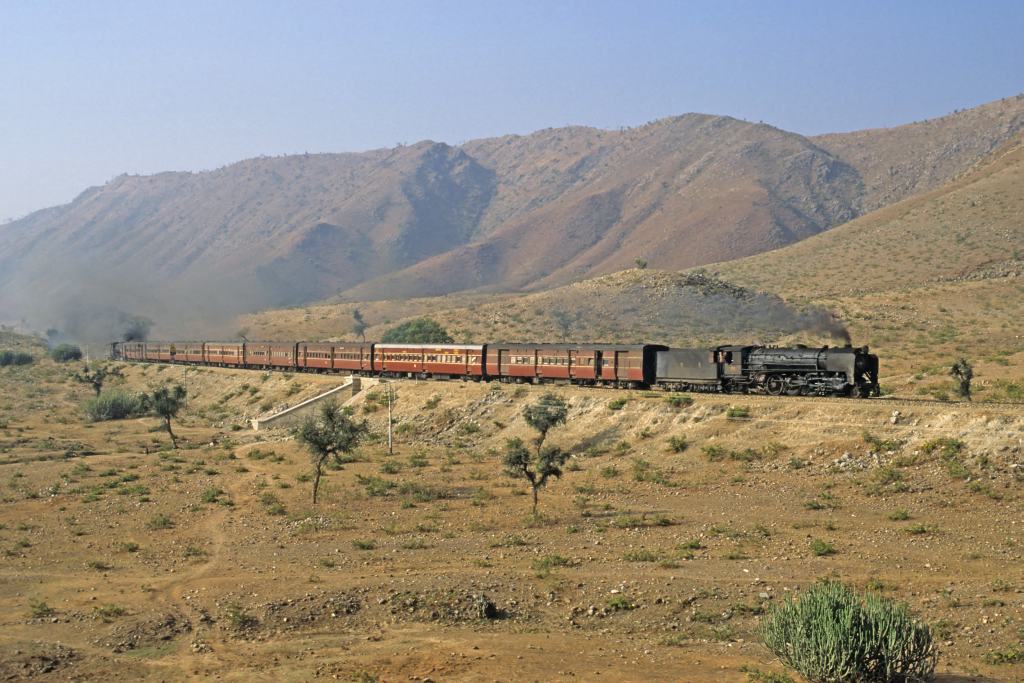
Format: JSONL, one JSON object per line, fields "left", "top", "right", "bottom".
{"left": 250, "top": 376, "right": 378, "bottom": 430}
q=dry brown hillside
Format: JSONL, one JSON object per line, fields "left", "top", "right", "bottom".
{"left": 3, "top": 95, "right": 1023, "bottom": 339}
{"left": 717, "top": 130, "right": 1024, "bottom": 297}
{"left": 812, "top": 93, "right": 1024, "bottom": 212}
{"left": 242, "top": 131, "right": 1024, "bottom": 401}
{"left": 342, "top": 115, "right": 863, "bottom": 300}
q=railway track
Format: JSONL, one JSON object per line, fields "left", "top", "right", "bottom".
{"left": 675, "top": 391, "right": 1023, "bottom": 410}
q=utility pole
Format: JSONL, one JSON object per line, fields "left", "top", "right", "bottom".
{"left": 386, "top": 381, "right": 394, "bottom": 455}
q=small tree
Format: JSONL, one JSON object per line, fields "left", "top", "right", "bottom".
{"left": 295, "top": 400, "right": 369, "bottom": 504}
{"left": 551, "top": 309, "right": 577, "bottom": 341}
{"left": 381, "top": 318, "right": 452, "bottom": 344}
{"left": 73, "top": 363, "right": 124, "bottom": 396}
{"left": 950, "top": 358, "right": 973, "bottom": 400}
{"left": 505, "top": 393, "right": 571, "bottom": 514}
{"left": 352, "top": 308, "right": 367, "bottom": 342}
{"left": 634, "top": 257, "right": 648, "bottom": 269}
{"left": 504, "top": 438, "right": 569, "bottom": 515}
{"left": 149, "top": 383, "right": 187, "bottom": 449}
{"left": 522, "top": 392, "right": 568, "bottom": 452}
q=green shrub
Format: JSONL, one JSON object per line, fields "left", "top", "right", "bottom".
{"left": 984, "top": 647, "right": 1024, "bottom": 665}
{"left": 862, "top": 431, "right": 904, "bottom": 452}
{"left": 200, "top": 487, "right": 222, "bottom": 503}
{"left": 702, "top": 444, "right": 728, "bottom": 461}
{"left": 667, "top": 436, "right": 688, "bottom": 453}
{"left": 623, "top": 549, "right": 659, "bottom": 562}
{"left": 920, "top": 437, "right": 964, "bottom": 459}
{"left": 398, "top": 481, "right": 448, "bottom": 502}
{"left": 606, "top": 594, "right": 636, "bottom": 611}
{"left": 702, "top": 443, "right": 759, "bottom": 462}
{"left": 725, "top": 405, "right": 750, "bottom": 419}
{"left": 28, "top": 598, "right": 54, "bottom": 618}
{"left": 666, "top": 394, "right": 694, "bottom": 409}
{"left": 632, "top": 458, "right": 673, "bottom": 485}
{"left": 146, "top": 514, "right": 173, "bottom": 530}
{"left": 83, "top": 390, "right": 148, "bottom": 422}
{"left": 607, "top": 397, "right": 628, "bottom": 411}
{"left": 380, "top": 460, "right": 402, "bottom": 474}
{"left": 810, "top": 538, "right": 836, "bottom": 556}
{"left": 225, "top": 602, "right": 258, "bottom": 630}
{"left": 761, "top": 580, "right": 936, "bottom": 683}
{"left": 356, "top": 475, "right": 396, "bottom": 497}
{"left": 532, "top": 554, "right": 573, "bottom": 573}
{"left": 94, "top": 603, "right": 126, "bottom": 621}
{"left": 0, "top": 350, "right": 34, "bottom": 366}
{"left": 50, "top": 344, "right": 83, "bottom": 362}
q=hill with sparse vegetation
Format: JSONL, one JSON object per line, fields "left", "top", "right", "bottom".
{"left": 241, "top": 128, "right": 1024, "bottom": 402}
{"left": 3, "top": 95, "right": 1023, "bottom": 338}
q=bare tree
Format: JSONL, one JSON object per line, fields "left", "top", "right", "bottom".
{"left": 551, "top": 309, "right": 578, "bottom": 342}
{"left": 72, "top": 363, "right": 123, "bottom": 396}
{"left": 295, "top": 400, "right": 369, "bottom": 504}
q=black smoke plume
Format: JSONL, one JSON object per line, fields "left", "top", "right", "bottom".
{"left": 120, "top": 314, "right": 153, "bottom": 341}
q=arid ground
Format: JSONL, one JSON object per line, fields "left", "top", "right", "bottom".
{"left": 1, "top": 339, "right": 1022, "bottom": 681}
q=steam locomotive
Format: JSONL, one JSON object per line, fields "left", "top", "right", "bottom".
{"left": 113, "top": 340, "right": 879, "bottom": 398}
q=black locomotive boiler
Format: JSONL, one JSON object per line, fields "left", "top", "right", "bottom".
{"left": 655, "top": 344, "right": 879, "bottom": 397}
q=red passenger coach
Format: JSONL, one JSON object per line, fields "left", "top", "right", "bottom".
{"left": 331, "top": 343, "right": 373, "bottom": 373}
{"left": 374, "top": 344, "right": 484, "bottom": 378}
{"left": 423, "top": 344, "right": 484, "bottom": 378}
{"left": 487, "top": 343, "right": 664, "bottom": 387}
{"left": 245, "top": 342, "right": 297, "bottom": 368}
{"left": 177, "top": 342, "right": 205, "bottom": 363}
{"left": 298, "top": 342, "right": 334, "bottom": 371}
{"left": 374, "top": 344, "right": 422, "bottom": 375}
{"left": 145, "top": 342, "right": 173, "bottom": 362}
{"left": 269, "top": 342, "right": 298, "bottom": 368}
{"left": 205, "top": 342, "right": 244, "bottom": 366}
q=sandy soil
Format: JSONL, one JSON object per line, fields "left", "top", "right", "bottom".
{"left": 1, "top": 358, "right": 1022, "bottom": 681}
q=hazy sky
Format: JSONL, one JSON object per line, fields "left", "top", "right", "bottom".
{"left": 2, "top": 0, "right": 1022, "bottom": 221}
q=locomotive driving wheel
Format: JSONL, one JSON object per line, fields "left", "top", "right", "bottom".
{"left": 765, "top": 375, "right": 785, "bottom": 395}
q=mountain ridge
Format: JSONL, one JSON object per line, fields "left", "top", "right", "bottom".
{"left": 3, "top": 94, "right": 1023, "bottom": 338}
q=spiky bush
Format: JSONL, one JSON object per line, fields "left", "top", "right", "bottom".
{"left": 760, "top": 580, "right": 936, "bottom": 683}
{"left": 83, "top": 390, "right": 148, "bottom": 422}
